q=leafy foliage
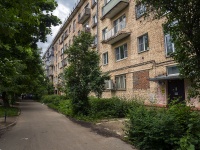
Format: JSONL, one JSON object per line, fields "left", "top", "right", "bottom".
{"left": 137, "top": 0, "right": 200, "bottom": 98}
{"left": 0, "top": 106, "right": 19, "bottom": 117}
{"left": 0, "top": 0, "right": 61, "bottom": 106}
{"left": 64, "top": 32, "right": 109, "bottom": 115}
{"left": 126, "top": 102, "right": 200, "bottom": 150}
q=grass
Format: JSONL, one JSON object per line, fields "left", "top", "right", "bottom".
{"left": 0, "top": 106, "right": 19, "bottom": 117}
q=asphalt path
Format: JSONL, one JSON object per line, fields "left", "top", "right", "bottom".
{"left": 0, "top": 100, "right": 134, "bottom": 150}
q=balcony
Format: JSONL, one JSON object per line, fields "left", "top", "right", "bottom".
{"left": 102, "top": 0, "right": 129, "bottom": 19}
{"left": 102, "top": 20, "right": 131, "bottom": 44}
{"left": 48, "top": 69, "right": 53, "bottom": 76}
{"left": 83, "top": 26, "right": 91, "bottom": 33}
{"left": 49, "top": 56, "right": 54, "bottom": 66}
{"left": 78, "top": 8, "right": 91, "bottom": 24}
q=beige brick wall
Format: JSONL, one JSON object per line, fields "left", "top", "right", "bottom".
{"left": 44, "top": 0, "right": 200, "bottom": 108}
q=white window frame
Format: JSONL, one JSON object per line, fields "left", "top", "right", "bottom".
{"left": 73, "top": 20, "right": 76, "bottom": 32}
{"left": 115, "top": 75, "right": 126, "bottom": 90}
{"left": 165, "top": 33, "right": 175, "bottom": 56}
{"left": 102, "top": 27, "right": 108, "bottom": 40}
{"left": 103, "top": 52, "right": 108, "bottom": 65}
{"left": 138, "top": 33, "right": 149, "bottom": 53}
{"left": 115, "top": 43, "right": 128, "bottom": 61}
{"left": 113, "top": 15, "right": 126, "bottom": 34}
{"left": 93, "top": 14, "right": 97, "bottom": 24}
{"left": 136, "top": 4, "right": 146, "bottom": 19}
{"left": 167, "top": 66, "right": 179, "bottom": 76}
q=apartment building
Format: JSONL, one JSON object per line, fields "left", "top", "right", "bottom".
{"left": 42, "top": 0, "right": 200, "bottom": 108}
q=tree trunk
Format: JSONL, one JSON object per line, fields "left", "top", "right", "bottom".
{"left": 2, "top": 92, "right": 10, "bottom": 107}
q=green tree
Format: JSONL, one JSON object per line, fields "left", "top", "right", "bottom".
{"left": 0, "top": 0, "right": 61, "bottom": 106}
{"left": 64, "top": 32, "right": 109, "bottom": 115}
{"left": 137, "top": 0, "right": 200, "bottom": 98}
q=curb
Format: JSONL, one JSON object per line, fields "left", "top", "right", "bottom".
{"left": 0, "top": 108, "right": 21, "bottom": 136}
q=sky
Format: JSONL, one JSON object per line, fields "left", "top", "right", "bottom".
{"left": 37, "top": 0, "right": 75, "bottom": 55}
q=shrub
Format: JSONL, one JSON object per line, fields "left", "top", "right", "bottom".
{"left": 58, "top": 100, "right": 73, "bottom": 116}
{"left": 126, "top": 102, "right": 200, "bottom": 150}
{"left": 41, "top": 95, "right": 66, "bottom": 104}
{"left": 88, "top": 97, "right": 130, "bottom": 120}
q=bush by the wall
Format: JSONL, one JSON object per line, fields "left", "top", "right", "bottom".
{"left": 88, "top": 97, "right": 131, "bottom": 120}
{"left": 126, "top": 102, "right": 200, "bottom": 150}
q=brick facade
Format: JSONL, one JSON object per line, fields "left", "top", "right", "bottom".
{"left": 42, "top": 0, "right": 200, "bottom": 109}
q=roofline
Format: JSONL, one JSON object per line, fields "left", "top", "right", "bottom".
{"left": 42, "top": 0, "right": 85, "bottom": 59}
{"left": 52, "top": 0, "right": 85, "bottom": 45}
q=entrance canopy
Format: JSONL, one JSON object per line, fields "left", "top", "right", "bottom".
{"left": 149, "top": 74, "right": 181, "bottom": 81}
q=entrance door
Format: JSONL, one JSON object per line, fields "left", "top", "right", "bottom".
{"left": 168, "top": 79, "right": 185, "bottom": 103}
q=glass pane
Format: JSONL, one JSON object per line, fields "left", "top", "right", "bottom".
{"left": 167, "top": 66, "right": 179, "bottom": 75}
{"left": 120, "top": 46, "right": 124, "bottom": 59}
{"left": 165, "top": 34, "right": 175, "bottom": 55}
{"left": 144, "top": 35, "right": 148, "bottom": 50}
{"left": 115, "top": 49, "right": 120, "bottom": 60}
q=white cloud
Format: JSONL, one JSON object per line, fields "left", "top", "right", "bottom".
{"left": 37, "top": 1, "right": 71, "bottom": 55}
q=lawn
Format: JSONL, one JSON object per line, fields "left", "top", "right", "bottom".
{"left": 0, "top": 106, "right": 19, "bottom": 117}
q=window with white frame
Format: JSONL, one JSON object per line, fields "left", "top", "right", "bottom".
{"left": 93, "top": 14, "right": 97, "bottom": 25}
{"left": 93, "top": 35, "right": 97, "bottom": 46}
{"left": 69, "top": 25, "right": 71, "bottom": 33}
{"left": 73, "top": 20, "right": 76, "bottom": 32}
{"left": 92, "top": 0, "right": 97, "bottom": 6}
{"left": 135, "top": 4, "right": 146, "bottom": 19}
{"left": 165, "top": 34, "right": 175, "bottom": 56}
{"left": 113, "top": 15, "right": 126, "bottom": 34}
{"left": 167, "top": 66, "right": 179, "bottom": 75}
{"left": 102, "top": 27, "right": 108, "bottom": 40}
{"left": 103, "top": 52, "right": 108, "bottom": 65}
{"left": 115, "top": 75, "right": 126, "bottom": 90}
{"left": 138, "top": 33, "right": 149, "bottom": 53}
{"left": 115, "top": 43, "right": 127, "bottom": 61}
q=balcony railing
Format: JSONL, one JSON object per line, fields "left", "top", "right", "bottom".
{"left": 102, "top": 0, "right": 129, "bottom": 19}
{"left": 48, "top": 69, "right": 53, "bottom": 76}
{"left": 105, "top": 20, "right": 126, "bottom": 40}
{"left": 103, "top": 20, "right": 130, "bottom": 44}
{"left": 78, "top": 8, "right": 91, "bottom": 24}
{"left": 49, "top": 56, "right": 54, "bottom": 66}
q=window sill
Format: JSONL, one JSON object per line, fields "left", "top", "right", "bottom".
{"left": 115, "top": 89, "right": 126, "bottom": 91}
{"left": 116, "top": 57, "right": 128, "bottom": 62}
{"left": 102, "top": 63, "right": 108, "bottom": 66}
{"left": 138, "top": 49, "right": 149, "bottom": 54}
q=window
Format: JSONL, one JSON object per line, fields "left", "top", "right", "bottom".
{"left": 138, "top": 33, "right": 149, "bottom": 53}
{"left": 103, "top": 52, "right": 108, "bottom": 65}
{"left": 73, "top": 20, "right": 76, "bottom": 32}
{"left": 115, "top": 75, "right": 126, "bottom": 90}
{"left": 92, "top": 14, "right": 97, "bottom": 27}
{"left": 165, "top": 34, "right": 175, "bottom": 56}
{"left": 92, "top": 0, "right": 97, "bottom": 8}
{"left": 64, "top": 30, "right": 68, "bottom": 39}
{"left": 113, "top": 15, "right": 126, "bottom": 34}
{"left": 115, "top": 43, "right": 128, "bottom": 61}
{"left": 167, "top": 66, "right": 179, "bottom": 75}
{"left": 61, "top": 48, "right": 64, "bottom": 55}
{"left": 136, "top": 4, "right": 146, "bottom": 19}
{"left": 93, "top": 35, "right": 97, "bottom": 46}
{"left": 69, "top": 25, "right": 71, "bottom": 33}
{"left": 104, "top": 0, "right": 111, "bottom": 5}
{"left": 102, "top": 27, "right": 108, "bottom": 40}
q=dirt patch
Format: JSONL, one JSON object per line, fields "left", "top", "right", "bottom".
{"left": 68, "top": 117, "right": 128, "bottom": 140}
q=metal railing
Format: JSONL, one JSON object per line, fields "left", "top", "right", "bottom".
{"left": 78, "top": 8, "right": 90, "bottom": 22}
{"left": 105, "top": 20, "right": 126, "bottom": 41}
